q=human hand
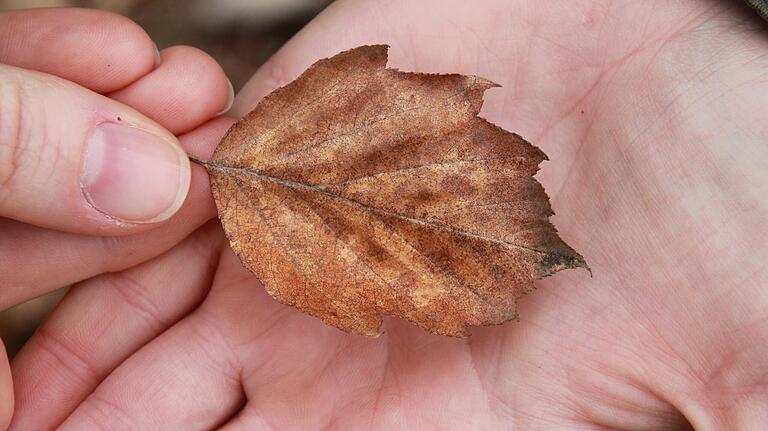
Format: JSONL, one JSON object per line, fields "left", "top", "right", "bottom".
{"left": 0, "top": 6, "right": 233, "bottom": 425}
{"left": 12, "top": 1, "right": 768, "bottom": 429}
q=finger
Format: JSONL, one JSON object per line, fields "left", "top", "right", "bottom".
{"left": 216, "top": 406, "right": 273, "bottom": 431}
{"left": 0, "top": 117, "right": 232, "bottom": 307}
{"left": 9, "top": 222, "right": 225, "bottom": 431}
{"left": 0, "top": 341, "right": 12, "bottom": 430}
{"left": 56, "top": 307, "right": 244, "bottom": 431}
{"left": 0, "top": 8, "right": 157, "bottom": 93}
{"left": 0, "top": 65, "right": 189, "bottom": 233}
{"left": 109, "top": 45, "right": 233, "bottom": 135}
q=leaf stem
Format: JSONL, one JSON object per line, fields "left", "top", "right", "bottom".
{"left": 189, "top": 155, "right": 212, "bottom": 168}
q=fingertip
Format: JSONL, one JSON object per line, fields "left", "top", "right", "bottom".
{"left": 93, "top": 12, "right": 159, "bottom": 91}
{"left": 158, "top": 45, "right": 233, "bottom": 130}
{"left": 110, "top": 45, "right": 233, "bottom": 134}
{"left": 0, "top": 8, "right": 157, "bottom": 92}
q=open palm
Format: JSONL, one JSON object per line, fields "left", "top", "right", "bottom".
{"left": 11, "top": 1, "right": 768, "bottom": 429}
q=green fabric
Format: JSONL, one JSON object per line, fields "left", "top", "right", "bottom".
{"left": 745, "top": 0, "right": 768, "bottom": 20}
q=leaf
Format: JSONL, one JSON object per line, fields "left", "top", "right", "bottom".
{"left": 200, "top": 45, "right": 588, "bottom": 337}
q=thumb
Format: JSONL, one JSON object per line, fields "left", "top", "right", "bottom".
{"left": 0, "top": 64, "right": 190, "bottom": 235}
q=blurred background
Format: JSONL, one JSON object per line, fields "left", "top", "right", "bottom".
{"left": 0, "top": 0, "right": 331, "bottom": 357}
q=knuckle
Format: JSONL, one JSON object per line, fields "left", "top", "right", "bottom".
{"left": 81, "top": 392, "right": 134, "bottom": 430}
{"left": 35, "top": 326, "right": 100, "bottom": 386}
{"left": 189, "top": 312, "right": 241, "bottom": 383}
{"left": 102, "top": 271, "right": 167, "bottom": 332}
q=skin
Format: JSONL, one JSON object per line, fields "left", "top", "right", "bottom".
{"left": 8, "top": 0, "right": 768, "bottom": 429}
{"left": 0, "top": 7, "right": 232, "bottom": 428}
{"left": 0, "top": 8, "right": 234, "bottom": 306}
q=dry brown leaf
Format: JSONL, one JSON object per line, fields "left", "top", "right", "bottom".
{"left": 199, "top": 45, "right": 587, "bottom": 337}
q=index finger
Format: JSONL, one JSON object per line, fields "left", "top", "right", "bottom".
{"left": 0, "top": 8, "right": 158, "bottom": 93}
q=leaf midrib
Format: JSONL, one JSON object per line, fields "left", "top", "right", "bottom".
{"left": 204, "top": 161, "right": 549, "bottom": 257}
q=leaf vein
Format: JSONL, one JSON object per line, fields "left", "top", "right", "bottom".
{"left": 219, "top": 77, "right": 347, "bottom": 165}
{"left": 210, "top": 164, "right": 548, "bottom": 257}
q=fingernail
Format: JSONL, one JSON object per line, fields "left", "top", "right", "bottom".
{"left": 81, "top": 122, "right": 190, "bottom": 223}
{"left": 153, "top": 43, "right": 162, "bottom": 67}
{"left": 217, "top": 78, "right": 235, "bottom": 115}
